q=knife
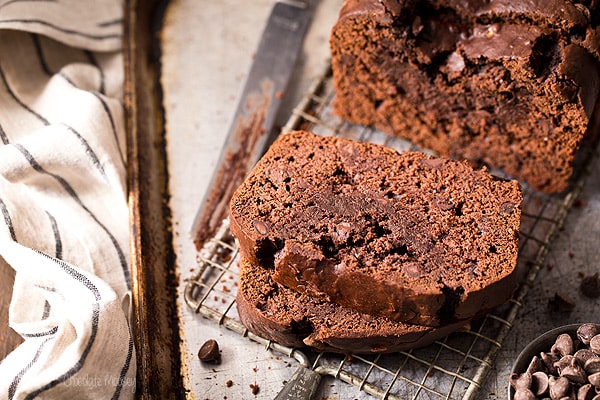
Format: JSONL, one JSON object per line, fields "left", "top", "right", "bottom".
{"left": 192, "top": 0, "right": 315, "bottom": 249}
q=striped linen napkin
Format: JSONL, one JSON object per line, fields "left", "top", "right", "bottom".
{"left": 0, "top": 0, "right": 136, "bottom": 398}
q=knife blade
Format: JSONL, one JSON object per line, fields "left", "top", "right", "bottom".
{"left": 192, "top": 0, "right": 315, "bottom": 249}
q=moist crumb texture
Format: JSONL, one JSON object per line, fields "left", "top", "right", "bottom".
{"left": 330, "top": 0, "right": 600, "bottom": 193}
{"left": 230, "top": 130, "right": 523, "bottom": 327}
{"left": 236, "top": 257, "right": 469, "bottom": 354}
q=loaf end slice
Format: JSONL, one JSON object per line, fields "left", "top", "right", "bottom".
{"left": 330, "top": 0, "right": 600, "bottom": 193}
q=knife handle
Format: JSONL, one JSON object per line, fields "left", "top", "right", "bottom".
{"left": 279, "top": 0, "right": 309, "bottom": 8}
{"left": 274, "top": 365, "right": 322, "bottom": 400}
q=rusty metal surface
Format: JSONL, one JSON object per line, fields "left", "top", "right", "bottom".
{"left": 124, "top": 0, "right": 184, "bottom": 397}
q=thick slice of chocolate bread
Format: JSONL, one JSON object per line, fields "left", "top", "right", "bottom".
{"left": 229, "top": 130, "right": 522, "bottom": 327}
{"left": 236, "top": 257, "right": 469, "bottom": 353}
{"left": 330, "top": 0, "right": 600, "bottom": 193}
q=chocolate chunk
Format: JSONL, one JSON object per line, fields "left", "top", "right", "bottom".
{"left": 420, "top": 157, "right": 444, "bottom": 169}
{"left": 433, "top": 196, "right": 454, "bottom": 211}
{"left": 500, "top": 201, "right": 516, "bottom": 215}
{"left": 580, "top": 273, "right": 600, "bottom": 298}
{"left": 402, "top": 262, "right": 423, "bottom": 278}
{"left": 198, "top": 339, "right": 221, "bottom": 364}
{"left": 252, "top": 220, "right": 269, "bottom": 235}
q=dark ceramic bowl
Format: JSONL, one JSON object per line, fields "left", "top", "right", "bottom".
{"left": 508, "top": 324, "right": 581, "bottom": 400}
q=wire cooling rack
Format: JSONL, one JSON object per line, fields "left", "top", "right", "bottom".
{"left": 184, "top": 66, "right": 592, "bottom": 399}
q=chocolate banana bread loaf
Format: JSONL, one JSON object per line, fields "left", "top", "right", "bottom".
{"left": 236, "top": 257, "right": 469, "bottom": 353}
{"left": 330, "top": 0, "right": 600, "bottom": 193}
{"left": 229, "top": 130, "right": 522, "bottom": 327}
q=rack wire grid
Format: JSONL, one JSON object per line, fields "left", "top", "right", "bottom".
{"left": 184, "top": 65, "right": 594, "bottom": 400}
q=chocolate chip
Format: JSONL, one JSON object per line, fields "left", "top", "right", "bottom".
{"left": 584, "top": 357, "right": 600, "bottom": 374}
{"left": 548, "top": 376, "right": 571, "bottom": 399}
{"left": 513, "top": 389, "right": 537, "bottom": 400}
{"left": 510, "top": 372, "right": 533, "bottom": 391}
{"left": 577, "top": 383, "right": 595, "bottom": 400}
{"left": 252, "top": 220, "right": 269, "bottom": 235}
{"left": 446, "top": 51, "right": 465, "bottom": 73}
{"left": 527, "top": 355, "right": 544, "bottom": 374}
{"left": 268, "top": 167, "right": 286, "bottom": 185}
{"left": 198, "top": 339, "right": 221, "bottom": 364}
{"left": 531, "top": 371, "right": 549, "bottom": 396}
{"left": 577, "top": 324, "right": 600, "bottom": 346}
{"left": 541, "top": 351, "right": 560, "bottom": 375}
{"left": 332, "top": 222, "right": 352, "bottom": 245}
{"left": 574, "top": 3, "right": 591, "bottom": 22}
{"left": 296, "top": 178, "right": 309, "bottom": 190}
{"left": 554, "top": 355, "right": 576, "bottom": 374}
{"left": 559, "top": 359, "right": 587, "bottom": 384}
{"left": 555, "top": 80, "right": 579, "bottom": 102}
{"left": 433, "top": 196, "right": 454, "bottom": 211}
{"left": 402, "top": 262, "right": 423, "bottom": 278}
{"left": 547, "top": 292, "right": 576, "bottom": 313}
{"left": 412, "top": 15, "right": 424, "bottom": 36}
{"left": 588, "top": 371, "right": 600, "bottom": 387}
{"left": 590, "top": 335, "right": 600, "bottom": 355}
{"left": 580, "top": 273, "right": 600, "bottom": 298}
{"left": 552, "top": 334, "right": 574, "bottom": 357}
{"left": 500, "top": 201, "right": 516, "bottom": 215}
{"left": 420, "top": 157, "right": 444, "bottom": 169}
{"left": 575, "top": 349, "right": 597, "bottom": 366}
{"left": 514, "top": 324, "right": 600, "bottom": 399}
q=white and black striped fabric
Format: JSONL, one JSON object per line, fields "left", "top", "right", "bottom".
{"left": 0, "top": 0, "right": 135, "bottom": 398}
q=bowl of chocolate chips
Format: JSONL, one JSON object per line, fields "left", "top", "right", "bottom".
{"left": 509, "top": 323, "right": 600, "bottom": 400}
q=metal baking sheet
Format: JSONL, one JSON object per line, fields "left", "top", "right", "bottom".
{"left": 124, "top": 0, "right": 600, "bottom": 398}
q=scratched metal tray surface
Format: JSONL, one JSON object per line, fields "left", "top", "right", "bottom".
{"left": 184, "top": 66, "right": 594, "bottom": 400}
